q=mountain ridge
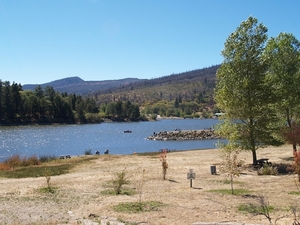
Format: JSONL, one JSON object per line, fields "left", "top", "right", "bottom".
{"left": 22, "top": 65, "right": 220, "bottom": 100}
{"left": 23, "top": 77, "right": 145, "bottom": 95}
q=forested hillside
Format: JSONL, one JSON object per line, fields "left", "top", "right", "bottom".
{"left": 90, "top": 65, "right": 219, "bottom": 115}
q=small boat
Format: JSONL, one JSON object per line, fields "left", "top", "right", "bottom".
{"left": 124, "top": 130, "right": 132, "bottom": 133}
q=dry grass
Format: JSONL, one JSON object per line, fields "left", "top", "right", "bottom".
{"left": 0, "top": 145, "right": 299, "bottom": 225}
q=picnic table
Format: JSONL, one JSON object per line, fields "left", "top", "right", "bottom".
{"left": 253, "top": 158, "right": 271, "bottom": 167}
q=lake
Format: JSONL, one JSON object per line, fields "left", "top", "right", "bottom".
{"left": 0, "top": 118, "right": 223, "bottom": 161}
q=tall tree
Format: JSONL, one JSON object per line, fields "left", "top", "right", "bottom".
{"left": 215, "top": 16, "right": 282, "bottom": 164}
{"left": 264, "top": 32, "right": 300, "bottom": 154}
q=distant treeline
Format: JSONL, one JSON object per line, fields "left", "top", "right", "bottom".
{"left": 0, "top": 81, "right": 141, "bottom": 125}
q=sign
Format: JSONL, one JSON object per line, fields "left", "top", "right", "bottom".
{"left": 187, "top": 169, "right": 196, "bottom": 179}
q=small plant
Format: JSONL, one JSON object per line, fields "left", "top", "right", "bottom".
{"left": 110, "top": 168, "right": 130, "bottom": 195}
{"left": 238, "top": 196, "right": 274, "bottom": 224}
{"left": 45, "top": 168, "right": 52, "bottom": 189}
{"left": 160, "top": 149, "right": 168, "bottom": 180}
{"left": 136, "top": 169, "right": 146, "bottom": 210}
{"left": 257, "top": 164, "right": 278, "bottom": 176}
{"left": 219, "top": 145, "right": 245, "bottom": 194}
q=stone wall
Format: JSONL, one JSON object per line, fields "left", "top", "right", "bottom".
{"left": 147, "top": 129, "right": 220, "bottom": 141}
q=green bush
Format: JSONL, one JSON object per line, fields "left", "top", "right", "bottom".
{"left": 257, "top": 164, "right": 278, "bottom": 175}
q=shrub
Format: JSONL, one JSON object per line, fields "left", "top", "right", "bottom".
{"left": 22, "top": 155, "right": 40, "bottom": 166}
{"left": 4, "top": 155, "right": 22, "bottom": 169}
{"left": 257, "top": 164, "right": 278, "bottom": 175}
{"left": 110, "top": 168, "right": 130, "bottom": 195}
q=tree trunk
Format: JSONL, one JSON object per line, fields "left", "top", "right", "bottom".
{"left": 230, "top": 175, "right": 234, "bottom": 194}
{"left": 293, "top": 144, "right": 297, "bottom": 155}
{"left": 252, "top": 149, "right": 257, "bottom": 164}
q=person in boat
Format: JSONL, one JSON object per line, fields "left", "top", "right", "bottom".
{"left": 104, "top": 149, "right": 109, "bottom": 154}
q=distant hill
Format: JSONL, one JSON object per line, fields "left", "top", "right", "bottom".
{"left": 22, "top": 77, "right": 145, "bottom": 95}
{"left": 22, "top": 65, "right": 220, "bottom": 107}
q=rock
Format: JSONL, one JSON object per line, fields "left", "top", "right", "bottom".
{"left": 147, "top": 129, "right": 220, "bottom": 141}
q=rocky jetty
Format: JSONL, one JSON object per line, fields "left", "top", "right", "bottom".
{"left": 147, "top": 129, "right": 220, "bottom": 141}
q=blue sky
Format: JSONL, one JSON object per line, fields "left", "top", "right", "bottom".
{"left": 1, "top": 0, "right": 299, "bottom": 85}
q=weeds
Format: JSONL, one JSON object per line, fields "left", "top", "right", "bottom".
{"left": 208, "top": 188, "right": 250, "bottom": 195}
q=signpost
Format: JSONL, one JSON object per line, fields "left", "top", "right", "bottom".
{"left": 187, "top": 169, "right": 196, "bottom": 188}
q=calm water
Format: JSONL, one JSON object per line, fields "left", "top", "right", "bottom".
{"left": 0, "top": 118, "right": 222, "bottom": 161}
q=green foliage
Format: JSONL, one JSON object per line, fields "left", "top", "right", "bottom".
{"left": 113, "top": 201, "right": 164, "bottom": 213}
{"left": 110, "top": 168, "right": 130, "bottom": 195}
{"left": 39, "top": 186, "right": 58, "bottom": 194}
{"left": 264, "top": 32, "right": 300, "bottom": 151}
{"left": 0, "top": 82, "right": 100, "bottom": 124}
{"left": 100, "top": 100, "right": 140, "bottom": 121}
{"left": 215, "top": 16, "right": 284, "bottom": 164}
{"left": 288, "top": 191, "right": 300, "bottom": 195}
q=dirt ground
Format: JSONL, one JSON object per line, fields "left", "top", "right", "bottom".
{"left": 0, "top": 145, "right": 299, "bottom": 225}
